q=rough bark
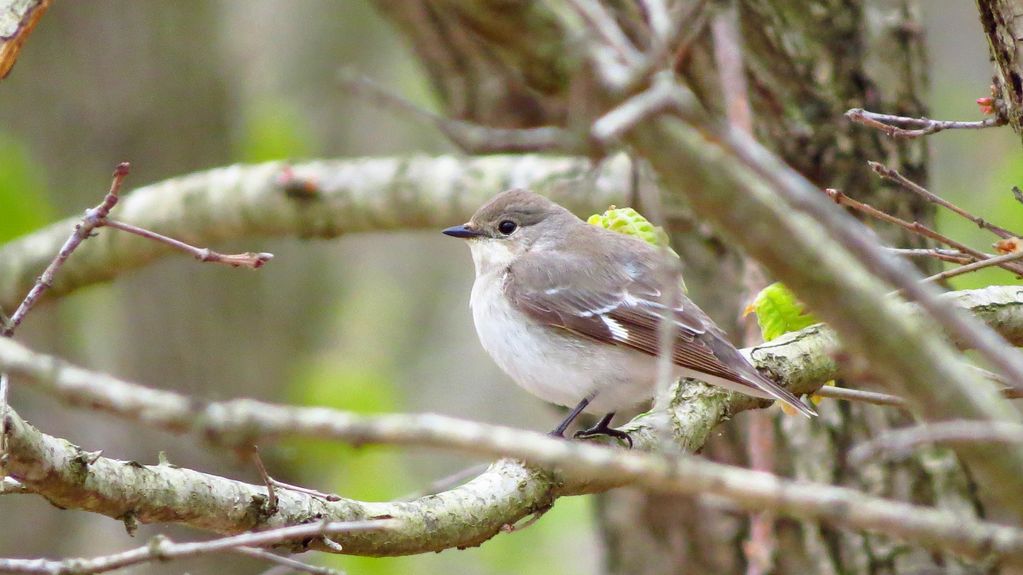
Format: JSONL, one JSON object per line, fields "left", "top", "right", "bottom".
{"left": 976, "top": 0, "right": 1023, "bottom": 145}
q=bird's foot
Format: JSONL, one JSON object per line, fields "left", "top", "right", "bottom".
{"left": 573, "top": 421, "right": 633, "bottom": 449}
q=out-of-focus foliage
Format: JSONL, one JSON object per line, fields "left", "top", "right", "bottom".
{"left": 237, "top": 99, "right": 316, "bottom": 162}
{"left": 0, "top": 132, "right": 51, "bottom": 242}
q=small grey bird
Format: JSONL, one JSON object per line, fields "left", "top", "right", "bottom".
{"left": 443, "top": 189, "right": 815, "bottom": 445}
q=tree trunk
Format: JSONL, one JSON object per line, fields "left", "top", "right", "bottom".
{"left": 374, "top": 1, "right": 992, "bottom": 572}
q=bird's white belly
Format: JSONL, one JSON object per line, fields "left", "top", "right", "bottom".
{"left": 470, "top": 273, "right": 656, "bottom": 413}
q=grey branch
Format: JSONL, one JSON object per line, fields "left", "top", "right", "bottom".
{"left": 849, "top": 421, "right": 1023, "bottom": 464}
{"left": 0, "top": 155, "right": 634, "bottom": 312}
{"left": 3, "top": 286, "right": 1023, "bottom": 561}
{"left": 338, "top": 70, "right": 572, "bottom": 154}
{"left": 867, "top": 160, "right": 1019, "bottom": 240}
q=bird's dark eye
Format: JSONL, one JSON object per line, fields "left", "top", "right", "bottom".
{"left": 497, "top": 220, "right": 518, "bottom": 235}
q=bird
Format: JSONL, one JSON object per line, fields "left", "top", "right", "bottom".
{"left": 442, "top": 189, "right": 815, "bottom": 446}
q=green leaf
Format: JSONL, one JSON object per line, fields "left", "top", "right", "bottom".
{"left": 747, "top": 282, "right": 819, "bottom": 341}
{"left": 588, "top": 206, "right": 684, "bottom": 291}
{"left": 587, "top": 206, "right": 673, "bottom": 250}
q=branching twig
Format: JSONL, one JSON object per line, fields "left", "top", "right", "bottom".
{"left": 846, "top": 108, "right": 1006, "bottom": 139}
{"left": 1, "top": 164, "right": 130, "bottom": 337}
{"left": 923, "top": 249, "right": 1023, "bottom": 284}
{"left": 824, "top": 188, "right": 1023, "bottom": 276}
{"left": 0, "top": 519, "right": 396, "bottom": 575}
{"left": 591, "top": 71, "right": 684, "bottom": 142}
{"left": 564, "top": 0, "right": 643, "bottom": 69}
{"left": 338, "top": 70, "right": 570, "bottom": 154}
{"left": 0, "top": 163, "right": 273, "bottom": 337}
{"left": 849, "top": 421, "right": 1023, "bottom": 464}
{"left": 868, "top": 161, "right": 1019, "bottom": 239}
{"left": 886, "top": 248, "right": 974, "bottom": 265}
{"left": 250, "top": 446, "right": 279, "bottom": 514}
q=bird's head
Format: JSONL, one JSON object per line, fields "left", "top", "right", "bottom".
{"left": 442, "top": 189, "right": 575, "bottom": 275}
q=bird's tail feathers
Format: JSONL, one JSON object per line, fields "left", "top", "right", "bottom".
{"left": 744, "top": 371, "right": 817, "bottom": 417}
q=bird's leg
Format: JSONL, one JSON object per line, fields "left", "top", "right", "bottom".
{"left": 574, "top": 412, "right": 633, "bottom": 448}
{"left": 549, "top": 396, "right": 592, "bottom": 438}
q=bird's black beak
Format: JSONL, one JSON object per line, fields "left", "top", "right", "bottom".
{"left": 442, "top": 224, "right": 483, "bottom": 239}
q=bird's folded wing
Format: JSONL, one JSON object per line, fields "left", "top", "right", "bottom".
{"left": 506, "top": 249, "right": 816, "bottom": 416}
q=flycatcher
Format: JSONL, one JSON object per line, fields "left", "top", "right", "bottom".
{"left": 443, "top": 189, "right": 815, "bottom": 445}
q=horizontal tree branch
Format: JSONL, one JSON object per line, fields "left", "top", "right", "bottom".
{"left": 5, "top": 392, "right": 1023, "bottom": 564}
{"left": 0, "top": 155, "right": 634, "bottom": 311}
{"left": 3, "top": 286, "right": 1023, "bottom": 560}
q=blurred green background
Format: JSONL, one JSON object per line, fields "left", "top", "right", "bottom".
{"left": 0, "top": 2, "right": 1018, "bottom": 574}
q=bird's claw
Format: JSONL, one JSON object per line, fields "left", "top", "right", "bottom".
{"left": 573, "top": 425, "right": 633, "bottom": 449}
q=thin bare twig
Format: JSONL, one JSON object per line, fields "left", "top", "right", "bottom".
{"left": 564, "top": 0, "right": 644, "bottom": 69}
{"left": 813, "top": 385, "right": 907, "bottom": 409}
{"left": 811, "top": 366, "right": 1022, "bottom": 410}
{"left": 923, "top": 249, "right": 1023, "bottom": 284}
{"left": 849, "top": 421, "right": 1023, "bottom": 464}
{"left": 886, "top": 248, "right": 974, "bottom": 265}
{"left": 338, "top": 70, "right": 569, "bottom": 153}
{"left": 0, "top": 163, "right": 273, "bottom": 338}
{"left": 101, "top": 220, "right": 272, "bottom": 269}
{"left": 672, "top": 0, "right": 712, "bottom": 69}
{"left": 268, "top": 478, "right": 342, "bottom": 502}
{"left": 2, "top": 164, "right": 130, "bottom": 337}
{"left": 638, "top": 0, "right": 672, "bottom": 47}
{"left": 846, "top": 108, "right": 1006, "bottom": 139}
{"left": 231, "top": 547, "right": 344, "bottom": 575}
{"left": 868, "top": 161, "right": 1019, "bottom": 239}
{"left": 0, "top": 372, "right": 7, "bottom": 456}
{"left": 398, "top": 463, "right": 489, "bottom": 501}
{"left": 250, "top": 446, "right": 279, "bottom": 514}
{"left": 0, "top": 519, "right": 397, "bottom": 575}
{"left": 824, "top": 188, "right": 1023, "bottom": 276}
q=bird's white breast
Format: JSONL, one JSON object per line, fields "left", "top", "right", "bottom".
{"left": 469, "top": 269, "right": 657, "bottom": 413}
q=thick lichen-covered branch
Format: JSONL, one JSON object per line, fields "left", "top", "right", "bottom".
{"left": 3, "top": 286, "right": 1023, "bottom": 560}
{"left": 0, "top": 155, "right": 633, "bottom": 312}
{"left": 7, "top": 406, "right": 1023, "bottom": 564}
